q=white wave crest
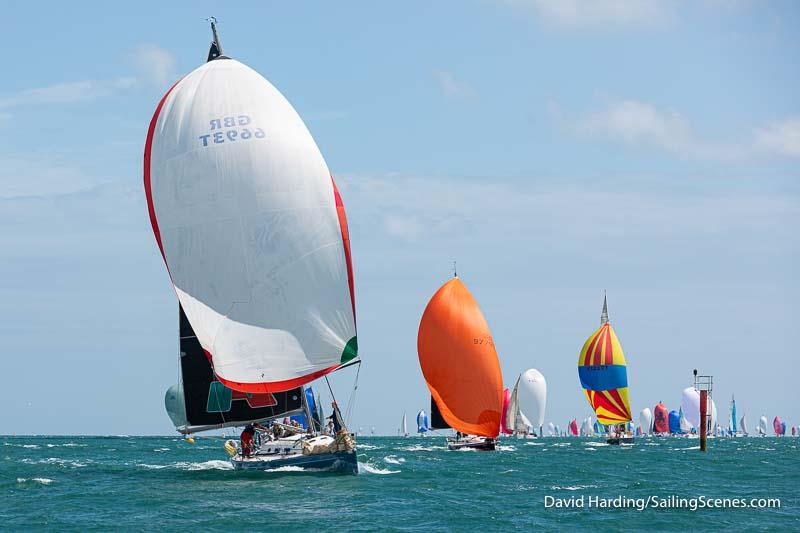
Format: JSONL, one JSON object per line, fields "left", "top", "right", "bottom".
{"left": 180, "top": 460, "right": 234, "bottom": 471}
{"left": 383, "top": 455, "right": 406, "bottom": 465}
{"left": 359, "top": 463, "right": 399, "bottom": 475}
{"left": 264, "top": 465, "right": 306, "bottom": 473}
{"left": 17, "top": 477, "right": 53, "bottom": 485}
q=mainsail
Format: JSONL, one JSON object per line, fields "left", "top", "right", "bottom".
{"left": 740, "top": 415, "right": 749, "bottom": 435}
{"left": 145, "top": 31, "right": 357, "bottom": 394}
{"left": 417, "top": 277, "right": 504, "bottom": 437}
{"left": 577, "top": 296, "right": 632, "bottom": 426}
{"left": 165, "top": 305, "right": 303, "bottom": 433}
{"left": 730, "top": 396, "right": 738, "bottom": 434}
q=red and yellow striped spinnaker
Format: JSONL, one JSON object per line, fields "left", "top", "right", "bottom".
{"left": 577, "top": 322, "right": 632, "bottom": 425}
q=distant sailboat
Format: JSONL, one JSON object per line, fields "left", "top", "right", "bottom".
{"left": 417, "top": 275, "right": 504, "bottom": 451}
{"left": 505, "top": 369, "right": 547, "bottom": 438}
{"left": 653, "top": 402, "right": 669, "bottom": 434}
{"left": 500, "top": 388, "right": 513, "bottom": 435}
{"left": 400, "top": 412, "right": 409, "bottom": 438}
{"left": 547, "top": 422, "right": 556, "bottom": 437}
{"left": 729, "top": 396, "right": 738, "bottom": 436}
{"left": 151, "top": 20, "right": 359, "bottom": 474}
{"left": 740, "top": 415, "right": 749, "bottom": 436}
{"left": 569, "top": 419, "right": 579, "bottom": 436}
{"left": 416, "top": 410, "right": 429, "bottom": 435}
{"left": 668, "top": 410, "right": 681, "bottom": 434}
{"left": 639, "top": 408, "right": 653, "bottom": 436}
{"left": 580, "top": 417, "right": 594, "bottom": 437}
{"left": 773, "top": 416, "right": 784, "bottom": 436}
{"left": 578, "top": 294, "right": 633, "bottom": 445}
{"left": 758, "top": 416, "right": 768, "bottom": 436}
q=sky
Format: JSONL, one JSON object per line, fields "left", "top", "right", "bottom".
{"left": 1, "top": 0, "right": 798, "bottom": 435}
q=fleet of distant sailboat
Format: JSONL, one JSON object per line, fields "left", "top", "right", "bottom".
{"left": 149, "top": 21, "right": 796, "bottom": 477}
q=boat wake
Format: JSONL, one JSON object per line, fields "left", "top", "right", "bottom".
{"left": 263, "top": 465, "right": 307, "bottom": 473}
{"left": 584, "top": 441, "right": 609, "bottom": 447}
{"left": 359, "top": 463, "right": 400, "bottom": 475}
{"left": 383, "top": 455, "right": 406, "bottom": 465}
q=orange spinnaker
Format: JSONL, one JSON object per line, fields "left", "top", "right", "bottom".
{"left": 417, "top": 278, "right": 504, "bottom": 437}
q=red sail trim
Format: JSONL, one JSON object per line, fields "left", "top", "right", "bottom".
{"left": 208, "top": 346, "right": 339, "bottom": 393}
{"left": 331, "top": 176, "right": 356, "bottom": 327}
{"left": 143, "top": 79, "right": 181, "bottom": 268}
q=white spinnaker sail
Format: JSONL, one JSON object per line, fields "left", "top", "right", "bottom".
{"left": 580, "top": 417, "right": 593, "bottom": 436}
{"left": 638, "top": 407, "right": 653, "bottom": 435}
{"left": 145, "top": 59, "right": 357, "bottom": 393}
{"left": 639, "top": 408, "right": 653, "bottom": 435}
{"left": 740, "top": 415, "right": 748, "bottom": 435}
{"left": 682, "top": 387, "right": 717, "bottom": 431}
{"left": 758, "top": 416, "right": 768, "bottom": 435}
{"left": 547, "top": 422, "right": 556, "bottom": 436}
{"left": 516, "top": 368, "right": 547, "bottom": 433}
{"left": 402, "top": 412, "right": 407, "bottom": 435}
{"left": 710, "top": 399, "right": 717, "bottom": 430}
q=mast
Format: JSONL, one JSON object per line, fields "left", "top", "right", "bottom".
{"left": 206, "top": 17, "right": 226, "bottom": 62}
{"left": 600, "top": 291, "right": 609, "bottom": 325}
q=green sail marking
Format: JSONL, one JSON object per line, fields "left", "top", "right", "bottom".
{"left": 340, "top": 336, "right": 358, "bottom": 364}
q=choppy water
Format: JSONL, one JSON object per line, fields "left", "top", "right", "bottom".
{"left": 2, "top": 435, "right": 797, "bottom": 530}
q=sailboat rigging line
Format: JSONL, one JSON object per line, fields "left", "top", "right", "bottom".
{"left": 344, "top": 360, "right": 362, "bottom": 423}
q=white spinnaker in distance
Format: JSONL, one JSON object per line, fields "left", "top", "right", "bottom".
{"left": 682, "top": 387, "right": 717, "bottom": 431}
{"left": 639, "top": 408, "right": 653, "bottom": 435}
{"left": 681, "top": 387, "right": 701, "bottom": 427}
{"left": 516, "top": 368, "right": 547, "bottom": 433}
{"left": 145, "top": 59, "right": 356, "bottom": 393}
{"left": 758, "top": 416, "right": 768, "bottom": 435}
{"left": 740, "top": 416, "right": 748, "bottom": 435}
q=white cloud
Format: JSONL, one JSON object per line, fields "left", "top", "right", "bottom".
{"left": 339, "top": 173, "right": 797, "bottom": 251}
{"left": 0, "top": 78, "right": 135, "bottom": 109}
{"left": 567, "top": 100, "right": 800, "bottom": 160}
{"left": 577, "top": 99, "right": 703, "bottom": 157}
{"left": 433, "top": 70, "right": 475, "bottom": 100}
{"left": 503, "top": 0, "right": 667, "bottom": 27}
{"left": 0, "top": 154, "right": 106, "bottom": 198}
{"left": 754, "top": 117, "right": 800, "bottom": 157}
{"left": 568, "top": 99, "right": 756, "bottom": 159}
{"left": 131, "top": 44, "right": 177, "bottom": 89}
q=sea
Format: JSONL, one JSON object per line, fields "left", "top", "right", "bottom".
{"left": 2, "top": 434, "right": 797, "bottom": 531}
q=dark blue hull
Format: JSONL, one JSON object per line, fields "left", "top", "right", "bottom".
{"left": 231, "top": 449, "right": 358, "bottom": 474}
